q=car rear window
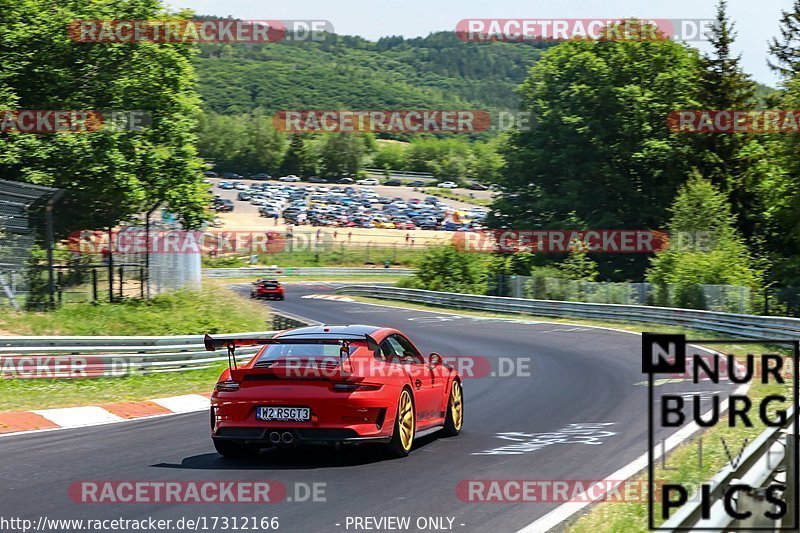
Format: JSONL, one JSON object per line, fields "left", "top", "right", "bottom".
{"left": 254, "top": 342, "right": 363, "bottom": 363}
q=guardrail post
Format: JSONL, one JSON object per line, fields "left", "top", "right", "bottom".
{"left": 56, "top": 270, "right": 62, "bottom": 305}
{"left": 786, "top": 428, "right": 797, "bottom": 528}
{"left": 92, "top": 268, "right": 98, "bottom": 303}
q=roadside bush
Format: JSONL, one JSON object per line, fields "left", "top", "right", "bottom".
{"left": 406, "top": 245, "right": 488, "bottom": 294}
{"left": 647, "top": 176, "right": 762, "bottom": 311}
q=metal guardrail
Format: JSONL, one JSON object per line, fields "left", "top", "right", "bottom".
{"left": 0, "top": 331, "right": 278, "bottom": 377}
{"left": 0, "top": 312, "right": 315, "bottom": 378}
{"left": 333, "top": 285, "right": 800, "bottom": 340}
{"left": 203, "top": 267, "right": 415, "bottom": 278}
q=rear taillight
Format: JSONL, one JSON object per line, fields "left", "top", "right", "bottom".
{"left": 333, "top": 383, "right": 382, "bottom": 392}
{"left": 215, "top": 380, "right": 240, "bottom": 392}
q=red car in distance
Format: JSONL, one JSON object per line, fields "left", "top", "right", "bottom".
{"left": 250, "top": 278, "right": 284, "bottom": 300}
{"left": 206, "top": 325, "right": 463, "bottom": 458}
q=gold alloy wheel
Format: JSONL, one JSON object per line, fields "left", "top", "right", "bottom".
{"left": 398, "top": 389, "right": 415, "bottom": 451}
{"left": 451, "top": 382, "right": 463, "bottom": 430}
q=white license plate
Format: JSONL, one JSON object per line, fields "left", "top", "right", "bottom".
{"left": 256, "top": 406, "right": 310, "bottom": 422}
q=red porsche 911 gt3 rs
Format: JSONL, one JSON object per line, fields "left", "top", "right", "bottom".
{"left": 206, "top": 325, "right": 463, "bottom": 458}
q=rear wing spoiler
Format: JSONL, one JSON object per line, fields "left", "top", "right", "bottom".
{"left": 203, "top": 333, "right": 380, "bottom": 370}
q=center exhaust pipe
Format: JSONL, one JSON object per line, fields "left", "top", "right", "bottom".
{"left": 281, "top": 432, "right": 294, "bottom": 444}
{"left": 269, "top": 431, "right": 281, "bottom": 444}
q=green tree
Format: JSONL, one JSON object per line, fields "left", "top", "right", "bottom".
{"left": 405, "top": 245, "right": 488, "bottom": 294}
{"left": 755, "top": 77, "right": 800, "bottom": 285}
{"left": 197, "top": 112, "right": 249, "bottom": 171}
{"left": 647, "top": 176, "right": 761, "bottom": 310}
{"left": 559, "top": 251, "right": 599, "bottom": 282}
{"left": 768, "top": 0, "right": 800, "bottom": 78}
{"left": 469, "top": 139, "right": 504, "bottom": 182}
{"left": 280, "top": 135, "right": 315, "bottom": 177}
{"left": 0, "top": 0, "right": 208, "bottom": 232}
{"left": 319, "top": 133, "right": 367, "bottom": 178}
{"left": 493, "top": 19, "right": 701, "bottom": 280}
{"left": 695, "top": 0, "right": 760, "bottom": 239}
{"left": 373, "top": 142, "right": 408, "bottom": 170}
{"left": 241, "top": 112, "right": 286, "bottom": 174}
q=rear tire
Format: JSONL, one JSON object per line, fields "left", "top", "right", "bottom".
{"left": 386, "top": 388, "right": 415, "bottom": 458}
{"left": 442, "top": 380, "right": 463, "bottom": 437}
{"left": 213, "top": 440, "right": 261, "bottom": 459}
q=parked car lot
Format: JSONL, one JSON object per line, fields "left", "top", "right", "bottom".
{"left": 209, "top": 178, "right": 489, "bottom": 231}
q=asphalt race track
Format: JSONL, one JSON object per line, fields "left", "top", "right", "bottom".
{"left": 0, "top": 283, "right": 740, "bottom": 533}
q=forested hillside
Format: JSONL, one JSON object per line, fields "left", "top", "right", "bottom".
{"left": 195, "top": 32, "right": 551, "bottom": 114}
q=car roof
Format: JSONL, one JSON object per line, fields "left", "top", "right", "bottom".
{"left": 276, "top": 324, "right": 383, "bottom": 339}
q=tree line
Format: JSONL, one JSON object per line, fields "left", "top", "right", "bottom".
{"left": 198, "top": 112, "right": 504, "bottom": 183}
{"left": 486, "top": 2, "right": 800, "bottom": 299}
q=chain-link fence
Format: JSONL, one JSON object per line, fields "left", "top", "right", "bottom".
{"left": 491, "top": 274, "right": 757, "bottom": 314}
{"left": 0, "top": 179, "right": 63, "bottom": 310}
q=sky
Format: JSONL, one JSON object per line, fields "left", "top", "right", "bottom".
{"left": 168, "top": 0, "right": 793, "bottom": 87}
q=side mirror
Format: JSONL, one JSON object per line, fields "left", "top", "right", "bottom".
{"left": 429, "top": 352, "right": 442, "bottom": 366}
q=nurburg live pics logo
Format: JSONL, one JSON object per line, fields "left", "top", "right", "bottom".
{"left": 642, "top": 333, "right": 799, "bottom": 530}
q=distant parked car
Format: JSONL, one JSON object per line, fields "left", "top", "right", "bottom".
{"left": 414, "top": 216, "right": 438, "bottom": 229}
{"left": 237, "top": 191, "right": 252, "bottom": 201}
{"left": 357, "top": 178, "right": 380, "bottom": 186}
{"left": 384, "top": 179, "right": 402, "bottom": 186}
{"left": 259, "top": 206, "right": 279, "bottom": 218}
{"left": 307, "top": 176, "right": 326, "bottom": 183}
{"left": 338, "top": 177, "right": 355, "bottom": 184}
{"left": 250, "top": 173, "right": 271, "bottom": 180}
{"left": 218, "top": 181, "right": 234, "bottom": 190}
{"left": 437, "top": 181, "right": 458, "bottom": 189}
{"left": 468, "top": 182, "right": 489, "bottom": 190}
{"left": 203, "top": 171, "right": 219, "bottom": 178}
{"left": 233, "top": 182, "right": 248, "bottom": 190}
{"left": 222, "top": 172, "right": 242, "bottom": 179}
{"left": 279, "top": 175, "right": 301, "bottom": 182}
{"left": 215, "top": 199, "right": 234, "bottom": 212}
{"left": 406, "top": 180, "right": 426, "bottom": 187}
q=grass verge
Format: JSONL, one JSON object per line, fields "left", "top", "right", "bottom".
{"left": 202, "top": 247, "right": 427, "bottom": 268}
{"left": 0, "top": 284, "right": 272, "bottom": 336}
{"left": 0, "top": 284, "right": 271, "bottom": 411}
